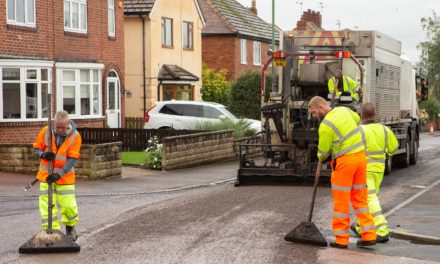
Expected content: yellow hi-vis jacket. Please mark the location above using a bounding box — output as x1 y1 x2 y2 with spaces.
317 106 365 161
360 122 399 173
328 76 359 100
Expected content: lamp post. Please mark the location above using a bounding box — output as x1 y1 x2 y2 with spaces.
271 0 275 95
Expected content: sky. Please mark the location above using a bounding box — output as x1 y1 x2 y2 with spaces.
236 0 440 63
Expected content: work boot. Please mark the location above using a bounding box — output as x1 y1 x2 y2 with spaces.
376 234 390 243
350 224 361 237
66 225 78 241
329 242 348 249
356 239 376 248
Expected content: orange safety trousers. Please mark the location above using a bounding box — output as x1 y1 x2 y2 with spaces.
331 151 376 245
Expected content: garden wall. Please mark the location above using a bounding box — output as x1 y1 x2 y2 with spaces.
0 142 122 180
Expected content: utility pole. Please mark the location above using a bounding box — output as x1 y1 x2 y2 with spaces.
272 0 275 94
336 19 341 30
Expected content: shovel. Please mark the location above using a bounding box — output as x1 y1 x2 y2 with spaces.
284 160 328 247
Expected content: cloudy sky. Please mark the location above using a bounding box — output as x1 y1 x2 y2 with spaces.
237 0 440 63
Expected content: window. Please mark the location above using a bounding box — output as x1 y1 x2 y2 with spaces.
241 39 247 64
7 0 36 27
163 84 193 101
64 0 87 33
108 0 115 37
1 66 51 120
161 17 173 48
183 21 193 50
57 65 102 118
253 41 261 65
203 106 223 119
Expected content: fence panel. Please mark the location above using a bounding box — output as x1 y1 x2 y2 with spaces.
77 128 201 151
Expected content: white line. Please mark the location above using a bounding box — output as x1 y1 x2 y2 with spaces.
384 178 440 218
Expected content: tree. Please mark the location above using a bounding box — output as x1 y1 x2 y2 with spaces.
201 64 231 105
418 11 440 98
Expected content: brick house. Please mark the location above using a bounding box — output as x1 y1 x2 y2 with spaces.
197 0 280 80
124 0 205 119
0 0 125 144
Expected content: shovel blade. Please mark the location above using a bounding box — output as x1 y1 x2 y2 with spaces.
284 221 328 247
19 230 80 254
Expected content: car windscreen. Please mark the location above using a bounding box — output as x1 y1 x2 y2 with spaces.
220 107 238 120
159 104 203 117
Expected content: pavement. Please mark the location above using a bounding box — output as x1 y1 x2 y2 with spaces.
1 132 440 248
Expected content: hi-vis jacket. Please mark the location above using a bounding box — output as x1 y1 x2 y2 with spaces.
361 122 399 173
328 76 359 100
317 107 365 161
33 124 82 185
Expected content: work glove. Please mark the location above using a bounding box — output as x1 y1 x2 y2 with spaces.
41 152 56 161
46 173 61 184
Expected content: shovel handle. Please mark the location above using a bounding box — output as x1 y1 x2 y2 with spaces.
24 179 39 191
308 160 322 222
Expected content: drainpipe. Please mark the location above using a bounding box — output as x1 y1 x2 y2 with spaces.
157 80 162 101
140 15 147 116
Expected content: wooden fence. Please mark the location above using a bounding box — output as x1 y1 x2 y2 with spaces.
125 117 144 129
77 128 201 151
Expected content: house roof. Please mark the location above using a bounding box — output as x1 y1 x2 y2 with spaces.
124 0 156 15
197 0 279 42
158 65 199 82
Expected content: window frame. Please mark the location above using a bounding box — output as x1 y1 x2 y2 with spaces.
240 39 247 64
64 0 88 34
161 17 173 48
0 61 53 122
108 0 115 37
56 63 104 119
6 0 36 27
182 21 194 50
253 41 261 65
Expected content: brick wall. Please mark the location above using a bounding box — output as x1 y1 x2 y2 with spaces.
202 35 271 81
296 9 322 30
0 142 122 179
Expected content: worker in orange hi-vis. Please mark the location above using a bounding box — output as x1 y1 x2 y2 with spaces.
308 96 376 249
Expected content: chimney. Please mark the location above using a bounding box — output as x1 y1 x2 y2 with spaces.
249 0 257 15
296 9 322 30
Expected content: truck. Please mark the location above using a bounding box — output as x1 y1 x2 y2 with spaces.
236 30 420 185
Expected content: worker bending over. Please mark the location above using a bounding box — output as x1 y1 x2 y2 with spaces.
328 69 359 101
308 96 376 248
351 103 398 243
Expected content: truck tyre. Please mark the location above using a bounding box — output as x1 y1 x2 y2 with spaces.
400 141 410 168
384 155 392 175
409 134 418 165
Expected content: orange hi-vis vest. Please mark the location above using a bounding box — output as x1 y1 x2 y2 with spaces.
33 125 82 185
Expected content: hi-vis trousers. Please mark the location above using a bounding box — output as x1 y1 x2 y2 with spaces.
331 151 376 245
39 183 79 230
355 171 389 237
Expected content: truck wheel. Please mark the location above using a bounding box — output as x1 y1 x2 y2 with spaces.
409 134 418 165
400 141 410 168
384 155 392 175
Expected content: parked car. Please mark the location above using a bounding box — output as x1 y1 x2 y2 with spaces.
144 101 261 132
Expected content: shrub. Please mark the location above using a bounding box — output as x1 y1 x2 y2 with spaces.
191 119 257 139
202 64 231 106
144 136 163 170
419 96 440 122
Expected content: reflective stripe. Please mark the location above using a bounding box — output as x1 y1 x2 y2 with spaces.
67 131 79 150
334 229 350 236
332 141 364 159
57 190 76 195
389 145 398 155
39 164 73 173
360 225 376 231
56 155 67 161
353 184 367 189
376 223 387 229
365 150 384 156
368 189 376 194
332 184 351 192
318 149 330 157
321 119 344 140
372 210 383 217
335 127 360 145
367 158 385 164
66 214 78 221
42 216 59 223
384 126 388 153
333 212 350 218
354 207 369 214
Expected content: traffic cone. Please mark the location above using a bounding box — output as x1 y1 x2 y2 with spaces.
429 125 434 135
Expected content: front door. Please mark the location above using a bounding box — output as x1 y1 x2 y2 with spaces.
106 75 120 128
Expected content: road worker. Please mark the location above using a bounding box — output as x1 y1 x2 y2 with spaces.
328 69 359 101
308 96 376 248
351 103 398 243
33 110 82 241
